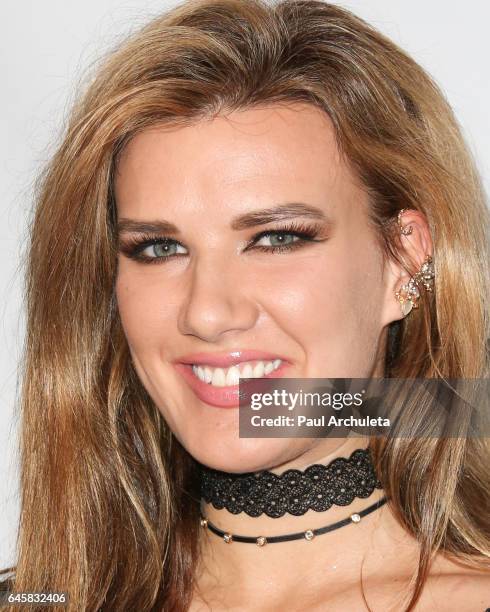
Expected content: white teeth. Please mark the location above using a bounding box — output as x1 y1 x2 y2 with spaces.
225 366 240 386
191 359 282 387
264 362 274 375
241 363 253 378
211 368 226 387
252 361 265 378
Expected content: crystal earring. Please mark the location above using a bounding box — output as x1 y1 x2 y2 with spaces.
395 255 435 316
397 208 414 236
395 209 435 316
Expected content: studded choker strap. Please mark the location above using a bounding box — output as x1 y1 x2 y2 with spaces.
200 495 388 546
200 447 383 518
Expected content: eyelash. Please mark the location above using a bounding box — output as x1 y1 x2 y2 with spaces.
119 221 326 265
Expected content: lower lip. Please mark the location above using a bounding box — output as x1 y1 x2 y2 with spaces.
173 362 290 408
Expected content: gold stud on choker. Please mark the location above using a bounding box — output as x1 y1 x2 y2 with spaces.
199 449 387 546
199 496 388 546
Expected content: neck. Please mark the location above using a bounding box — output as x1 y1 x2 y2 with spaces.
195 438 391 604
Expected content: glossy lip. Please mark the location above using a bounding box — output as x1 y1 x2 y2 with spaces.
173 352 291 408
176 349 290 368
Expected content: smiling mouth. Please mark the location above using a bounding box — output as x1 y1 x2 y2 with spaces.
191 358 283 387
174 357 287 409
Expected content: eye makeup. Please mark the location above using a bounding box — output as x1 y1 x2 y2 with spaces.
118 220 329 265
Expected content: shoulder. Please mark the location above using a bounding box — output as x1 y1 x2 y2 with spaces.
362 563 490 612
416 557 490 611
376 504 490 610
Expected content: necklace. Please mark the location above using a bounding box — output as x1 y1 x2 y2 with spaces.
200 447 382 518
200 495 388 546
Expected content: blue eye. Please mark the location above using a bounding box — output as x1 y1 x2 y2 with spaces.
119 221 326 264
140 241 187 259
252 232 301 249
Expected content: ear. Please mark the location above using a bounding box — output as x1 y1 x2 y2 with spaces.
380 209 434 327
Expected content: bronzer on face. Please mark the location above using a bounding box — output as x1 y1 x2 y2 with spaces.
114 103 395 473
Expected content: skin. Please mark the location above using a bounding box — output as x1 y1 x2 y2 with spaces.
114 104 489 610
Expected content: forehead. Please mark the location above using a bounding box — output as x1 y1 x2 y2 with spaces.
114 103 361 217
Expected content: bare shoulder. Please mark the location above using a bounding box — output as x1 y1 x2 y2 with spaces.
364 561 490 612
414 555 490 611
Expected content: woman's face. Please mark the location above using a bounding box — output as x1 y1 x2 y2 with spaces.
114 103 400 472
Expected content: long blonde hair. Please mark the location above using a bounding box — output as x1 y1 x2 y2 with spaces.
3 1 489 610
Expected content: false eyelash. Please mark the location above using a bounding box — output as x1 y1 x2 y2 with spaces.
245 221 325 253
118 233 184 264
118 220 327 264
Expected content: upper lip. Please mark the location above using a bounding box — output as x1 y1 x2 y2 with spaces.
175 350 289 368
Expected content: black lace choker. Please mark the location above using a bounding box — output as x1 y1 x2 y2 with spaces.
200 447 383 518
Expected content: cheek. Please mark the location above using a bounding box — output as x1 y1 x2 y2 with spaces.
115 265 177 351
259 253 376 331
257 247 384 373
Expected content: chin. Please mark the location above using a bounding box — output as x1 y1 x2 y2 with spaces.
182 435 304 474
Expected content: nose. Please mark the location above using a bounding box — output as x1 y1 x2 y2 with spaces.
177 257 260 342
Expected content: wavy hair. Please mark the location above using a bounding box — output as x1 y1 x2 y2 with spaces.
2 0 489 610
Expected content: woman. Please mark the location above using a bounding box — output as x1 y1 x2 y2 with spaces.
1 0 489 610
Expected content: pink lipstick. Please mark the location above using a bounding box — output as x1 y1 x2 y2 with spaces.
173 350 290 408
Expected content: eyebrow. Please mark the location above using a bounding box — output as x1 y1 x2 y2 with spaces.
117 202 330 236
